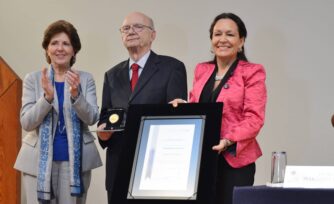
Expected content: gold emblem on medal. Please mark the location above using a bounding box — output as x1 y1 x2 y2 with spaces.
109 114 119 124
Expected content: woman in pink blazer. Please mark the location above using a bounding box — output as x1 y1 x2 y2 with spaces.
172 13 266 204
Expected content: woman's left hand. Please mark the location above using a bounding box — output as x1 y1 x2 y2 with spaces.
66 69 80 98
212 139 233 154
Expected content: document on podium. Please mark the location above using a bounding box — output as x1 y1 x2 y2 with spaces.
128 116 205 200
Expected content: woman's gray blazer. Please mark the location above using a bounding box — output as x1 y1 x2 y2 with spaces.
14 70 102 176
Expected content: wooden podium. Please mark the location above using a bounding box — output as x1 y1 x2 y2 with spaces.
0 57 22 204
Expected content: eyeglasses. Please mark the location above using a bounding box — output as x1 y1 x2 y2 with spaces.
119 24 153 34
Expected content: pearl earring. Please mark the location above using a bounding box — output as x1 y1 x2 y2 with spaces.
238 47 242 52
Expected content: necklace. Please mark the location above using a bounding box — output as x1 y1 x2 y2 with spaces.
54 67 70 75
57 120 66 134
54 72 67 75
215 60 235 81
54 70 68 75
215 74 225 81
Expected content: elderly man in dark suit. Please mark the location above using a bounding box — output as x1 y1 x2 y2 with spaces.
97 11 187 203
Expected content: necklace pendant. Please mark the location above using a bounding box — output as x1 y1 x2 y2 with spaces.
57 121 66 134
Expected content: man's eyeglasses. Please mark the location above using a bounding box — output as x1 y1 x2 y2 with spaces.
120 24 153 34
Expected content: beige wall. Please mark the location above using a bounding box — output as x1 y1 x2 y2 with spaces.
1 0 334 203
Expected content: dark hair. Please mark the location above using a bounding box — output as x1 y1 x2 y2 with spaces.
209 13 248 62
42 20 81 66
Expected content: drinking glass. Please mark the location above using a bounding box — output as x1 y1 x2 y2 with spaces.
271 151 287 183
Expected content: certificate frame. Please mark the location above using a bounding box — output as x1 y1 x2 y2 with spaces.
112 103 223 204
128 115 205 200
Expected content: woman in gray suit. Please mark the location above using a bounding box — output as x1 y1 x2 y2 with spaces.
14 20 102 204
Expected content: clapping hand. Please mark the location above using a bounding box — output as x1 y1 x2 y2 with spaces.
66 69 80 98
41 67 54 103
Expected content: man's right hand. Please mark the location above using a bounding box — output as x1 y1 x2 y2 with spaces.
97 123 113 141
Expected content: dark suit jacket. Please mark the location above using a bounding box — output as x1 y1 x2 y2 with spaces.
98 51 187 192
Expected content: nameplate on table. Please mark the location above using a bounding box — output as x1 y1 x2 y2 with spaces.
283 165 334 188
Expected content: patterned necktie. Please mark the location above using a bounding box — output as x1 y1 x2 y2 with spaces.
131 63 139 91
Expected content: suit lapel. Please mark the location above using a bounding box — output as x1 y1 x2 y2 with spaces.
193 64 215 102
118 61 132 99
129 52 159 102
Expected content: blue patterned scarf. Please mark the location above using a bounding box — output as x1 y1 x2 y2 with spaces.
37 66 82 201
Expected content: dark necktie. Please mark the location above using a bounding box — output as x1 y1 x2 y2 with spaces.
131 63 139 91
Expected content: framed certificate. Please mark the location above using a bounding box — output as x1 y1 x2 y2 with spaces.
112 103 223 204
128 115 205 200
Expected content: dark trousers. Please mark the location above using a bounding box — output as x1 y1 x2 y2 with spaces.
108 190 121 204
107 191 112 204
108 190 125 204
215 155 255 204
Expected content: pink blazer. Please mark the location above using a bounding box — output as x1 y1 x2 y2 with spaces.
189 60 267 168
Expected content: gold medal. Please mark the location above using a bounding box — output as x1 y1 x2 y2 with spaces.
109 114 119 124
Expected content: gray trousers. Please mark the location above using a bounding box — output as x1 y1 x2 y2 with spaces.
23 161 91 204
